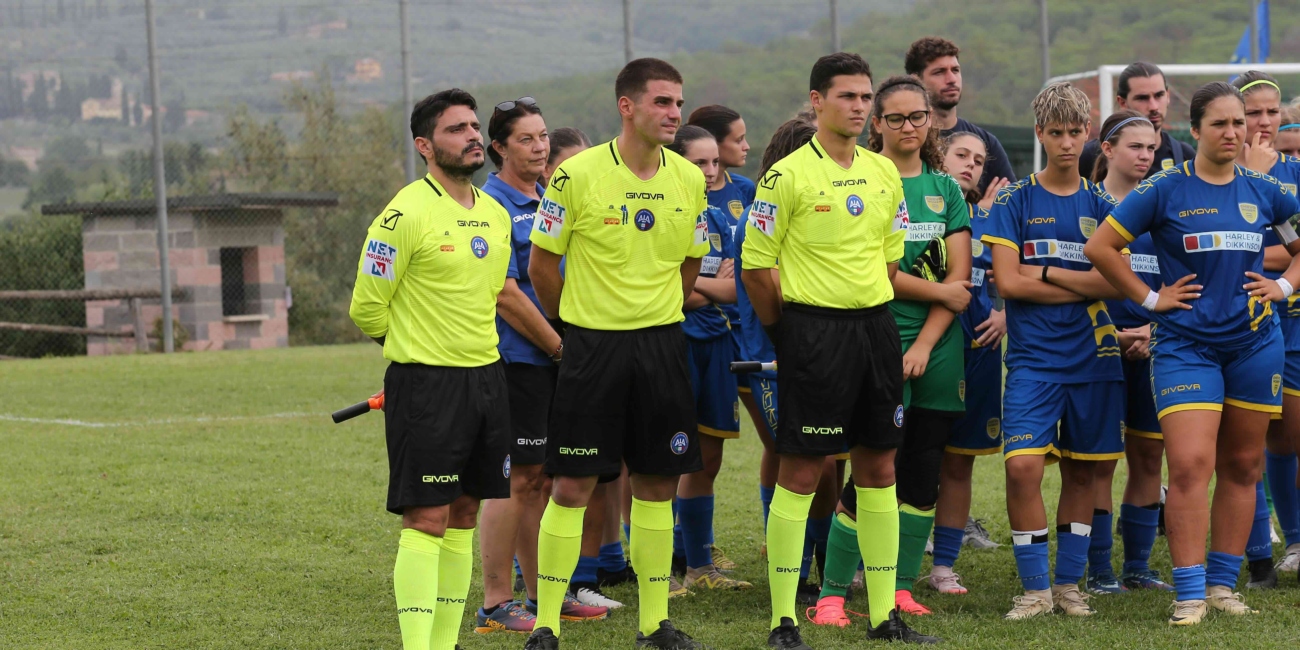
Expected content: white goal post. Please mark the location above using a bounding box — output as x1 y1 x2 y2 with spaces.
1031 62 1300 170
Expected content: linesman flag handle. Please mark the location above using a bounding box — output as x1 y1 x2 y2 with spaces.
729 361 777 374
332 391 384 423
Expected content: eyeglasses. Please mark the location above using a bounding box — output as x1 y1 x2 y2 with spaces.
882 110 931 130
495 96 537 113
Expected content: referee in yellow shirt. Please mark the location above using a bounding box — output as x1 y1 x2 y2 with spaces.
522 58 711 650
741 53 938 647
349 88 513 650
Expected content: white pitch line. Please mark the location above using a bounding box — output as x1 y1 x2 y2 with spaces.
0 412 314 429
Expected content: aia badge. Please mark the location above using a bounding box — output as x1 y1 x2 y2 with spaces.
635 209 656 231
846 194 865 216
670 432 690 455
503 454 512 478
893 405 904 428
471 236 489 259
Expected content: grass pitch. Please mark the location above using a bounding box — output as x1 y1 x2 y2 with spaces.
2 344 1299 649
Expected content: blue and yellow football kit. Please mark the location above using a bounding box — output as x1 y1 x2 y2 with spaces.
683 205 740 438
707 172 754 395
1260 155 1300 397
949 204 1003 455
982 175 1125 460
733 205 778 439
1107 161 1300 419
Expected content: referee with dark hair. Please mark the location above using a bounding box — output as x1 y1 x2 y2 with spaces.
349 88 513 650
742 53 938 647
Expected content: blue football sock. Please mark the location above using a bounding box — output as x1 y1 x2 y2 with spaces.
1088 510 1114 578
1266 451 1300 547
932 525 963 568
1120 503 1159 574
808 515 832 566
1012 528 1051 592
1172 564 1206 602
514 555 522 580
1055 523 1091 585
760 484 775 531
1246 481 1272 563
572 554 599 585
1206 550 1243 589
622 522 631 544
599 541 627 573
677 495 715 569
800 520 815 580
672 498 684 562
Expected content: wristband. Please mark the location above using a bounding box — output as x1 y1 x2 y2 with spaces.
1141 290 1159 311
549 342 564 363
1041 265 1050 283
1279 278 1295 299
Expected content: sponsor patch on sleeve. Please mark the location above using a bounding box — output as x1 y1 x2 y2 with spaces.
694 211 709 246
750 200 778 237
364 238 397 280
535 198 566 238
892 200 910 233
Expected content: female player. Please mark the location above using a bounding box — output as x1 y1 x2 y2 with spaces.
666 125 752 593
926 131 1006 597
808 75 972 623
1087 81 1300 626
1084 111 1173 594
1276 105 1300 158
687 104 755 220
1233 72 1300 588
542 127 591 187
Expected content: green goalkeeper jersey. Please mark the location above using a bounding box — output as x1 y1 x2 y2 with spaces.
888 164 971 341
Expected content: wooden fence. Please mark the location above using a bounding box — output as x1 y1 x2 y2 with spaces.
0 288 184 354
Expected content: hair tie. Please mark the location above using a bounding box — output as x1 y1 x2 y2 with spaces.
1280 124 1300 132
1238 79 1281 94
1102 116 1153 143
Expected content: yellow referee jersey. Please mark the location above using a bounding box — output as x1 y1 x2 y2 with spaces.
742 139 908 309
349 174 512 367
530 139 710 330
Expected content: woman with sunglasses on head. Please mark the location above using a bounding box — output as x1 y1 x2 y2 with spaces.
475 98 610 636
806 76 972 625
1087 81 1300 626
1231 72 1300 589
1083 111 1173 595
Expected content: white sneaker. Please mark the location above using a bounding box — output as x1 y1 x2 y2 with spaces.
1206 585 1257 615
572 584 623 609
1052 583 1095 616
924 536 934 555
1272 521 1282 545
1004 590 1053 620
926 565 968 595
1277 543 1300 573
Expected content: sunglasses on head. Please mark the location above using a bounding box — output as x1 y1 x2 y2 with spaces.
495 96 537 113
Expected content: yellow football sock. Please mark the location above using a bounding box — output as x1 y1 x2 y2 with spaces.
631 498 674 636
394 528 443 650
857 484 900 627
767 485 813 629
430 528 473 650
535 499 585 637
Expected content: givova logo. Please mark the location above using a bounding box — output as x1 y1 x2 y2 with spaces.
422 474 459 483
559 447 597 456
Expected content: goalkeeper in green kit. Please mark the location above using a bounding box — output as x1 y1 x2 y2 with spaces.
807 75 971 629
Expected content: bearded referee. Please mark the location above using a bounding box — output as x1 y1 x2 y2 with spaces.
349 89 513 650
742 52 938 648
523 57 711 650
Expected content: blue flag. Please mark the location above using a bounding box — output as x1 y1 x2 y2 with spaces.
1230 0 1270 64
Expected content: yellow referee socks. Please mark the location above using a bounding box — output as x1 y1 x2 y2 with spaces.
631 497 675 636
430 528 473 650
394 528 443 650
536 498 586 636
857 484 900 627
767 485 813 629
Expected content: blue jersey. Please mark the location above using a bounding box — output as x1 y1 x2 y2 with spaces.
482 173 552 365
733 205 776 376
982 175 1123 383
1099 182 1163 330
1261 155 1300 286
960 204 995 343
707 171 756 228
682 205 735 342
1108 161 1300 349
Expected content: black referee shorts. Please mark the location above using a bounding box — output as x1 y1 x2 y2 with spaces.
776 302 905 456
545 324 702 480
506 362 557 466
383 361 511 514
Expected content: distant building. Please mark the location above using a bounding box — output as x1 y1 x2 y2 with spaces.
346 58 383 84
271 70 315 83
81 78 123 121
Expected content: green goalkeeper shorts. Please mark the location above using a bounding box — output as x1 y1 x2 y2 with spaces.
901 323 966 414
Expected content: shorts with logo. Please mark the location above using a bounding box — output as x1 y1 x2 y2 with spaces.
383 361 512 514
688 334 740 438
1122 356 1161 440
545 324 702 479
747 373 779 440
1150 323 1284 419
732 329 750 394
1001 369 1124 461
777 303 905 455
506 362 557 465
903 325 966 413
947 342 1003 455
1283 315 1300 394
